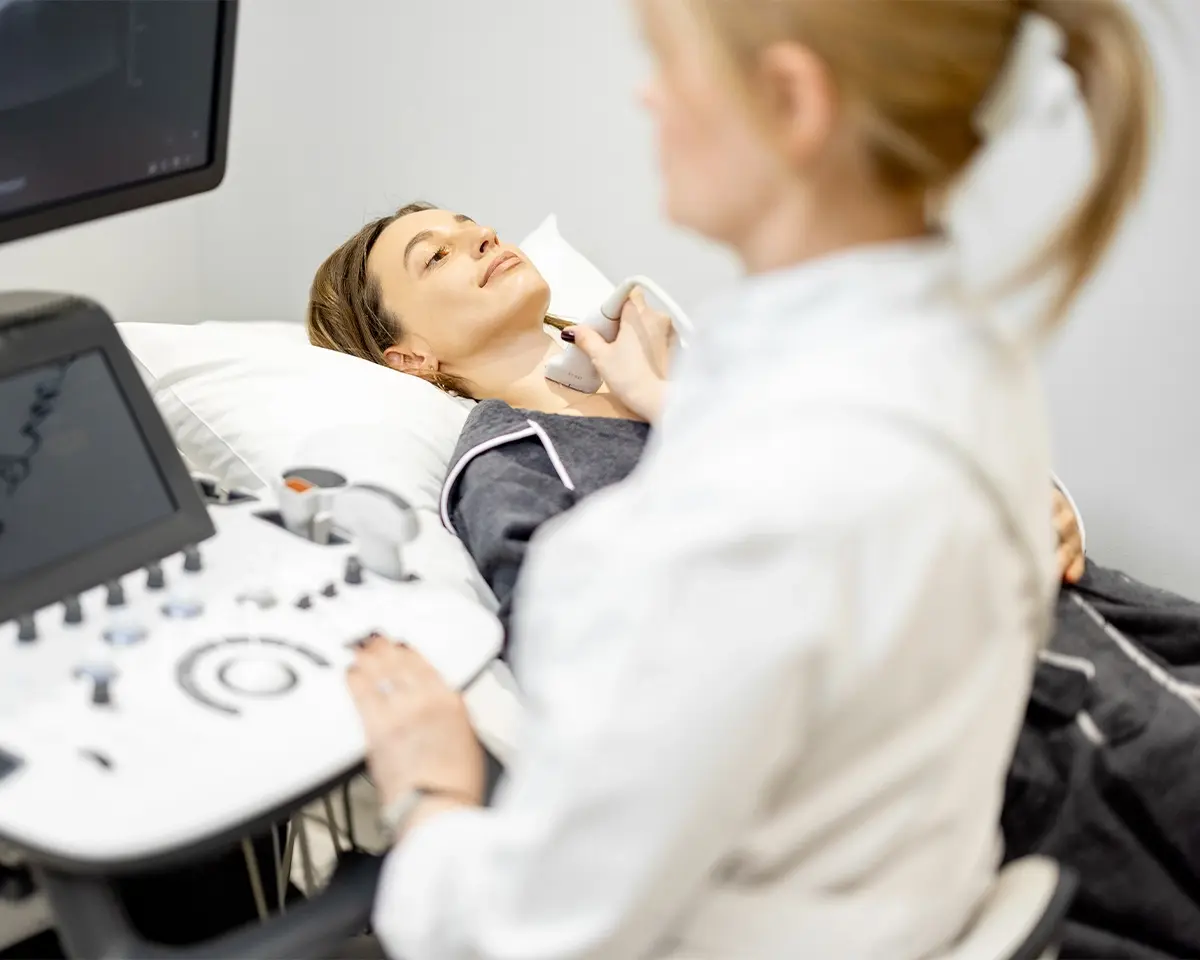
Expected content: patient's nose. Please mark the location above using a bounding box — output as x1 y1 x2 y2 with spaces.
474 226 499 257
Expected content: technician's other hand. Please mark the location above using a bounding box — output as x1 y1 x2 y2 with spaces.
566 287 674 422
1053 486 1086 584
347 636 485 811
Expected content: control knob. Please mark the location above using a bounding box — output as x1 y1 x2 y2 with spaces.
332 485 419 581
74 663 118 707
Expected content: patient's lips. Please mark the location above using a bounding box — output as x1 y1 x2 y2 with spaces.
482 251 523 286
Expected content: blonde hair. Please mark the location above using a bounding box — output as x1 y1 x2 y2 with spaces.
692 0 1156 324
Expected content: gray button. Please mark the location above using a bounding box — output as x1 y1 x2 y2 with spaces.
16 615 35 643
105 581 125 608
63 596 83 625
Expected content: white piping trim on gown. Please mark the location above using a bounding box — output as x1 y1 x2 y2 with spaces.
439 421 576 535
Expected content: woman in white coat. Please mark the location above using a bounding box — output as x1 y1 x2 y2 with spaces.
347 1 1154 957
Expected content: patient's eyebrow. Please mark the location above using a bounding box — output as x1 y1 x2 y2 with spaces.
403 231 435 270
402 215 476 271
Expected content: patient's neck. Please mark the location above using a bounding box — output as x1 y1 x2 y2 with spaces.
452 327 643 421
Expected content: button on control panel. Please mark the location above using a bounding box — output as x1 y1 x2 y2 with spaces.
0 748 21 783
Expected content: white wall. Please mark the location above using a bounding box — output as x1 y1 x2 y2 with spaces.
0 201 201 324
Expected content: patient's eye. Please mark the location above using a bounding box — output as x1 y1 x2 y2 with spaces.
425 245 451 271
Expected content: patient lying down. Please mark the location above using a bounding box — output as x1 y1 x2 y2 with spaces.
309 203 665 633
309 202 1080 639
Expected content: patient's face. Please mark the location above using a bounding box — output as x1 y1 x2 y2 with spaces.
367 208 550 370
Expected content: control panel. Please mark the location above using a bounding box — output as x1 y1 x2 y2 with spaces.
0 492 501 868
0 292 504 873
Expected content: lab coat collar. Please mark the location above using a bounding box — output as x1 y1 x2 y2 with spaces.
694 236 959 357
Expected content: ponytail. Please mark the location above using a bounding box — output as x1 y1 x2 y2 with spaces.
1020 0 1156 323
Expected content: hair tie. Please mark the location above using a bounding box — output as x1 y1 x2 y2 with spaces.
935 12 1096 340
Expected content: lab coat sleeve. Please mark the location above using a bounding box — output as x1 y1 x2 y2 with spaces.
1051 472 1086 554
372 499 831 959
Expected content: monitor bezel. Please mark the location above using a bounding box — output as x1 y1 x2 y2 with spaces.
0 0 239 246
0 295 215 624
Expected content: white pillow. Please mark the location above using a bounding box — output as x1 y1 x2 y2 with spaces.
117 215 612 601
119 322 464 494
118 321 486 597
519 214 614 324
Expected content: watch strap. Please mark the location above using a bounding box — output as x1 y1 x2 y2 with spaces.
378 788 427 843
377 786 476 844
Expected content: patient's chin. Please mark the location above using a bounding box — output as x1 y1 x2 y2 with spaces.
517 260 551 299
496 268 551 325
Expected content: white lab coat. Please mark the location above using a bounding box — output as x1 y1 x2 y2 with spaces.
374 238 1059 960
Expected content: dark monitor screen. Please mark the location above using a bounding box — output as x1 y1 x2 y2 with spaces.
0 350 177 582
0 0 236 243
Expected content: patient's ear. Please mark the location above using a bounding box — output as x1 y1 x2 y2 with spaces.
382 340 438 377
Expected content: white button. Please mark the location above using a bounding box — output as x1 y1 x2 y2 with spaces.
162 598 204 620
236 590 278 611
74 662 117 683
102 623 147 647
218 657 297 696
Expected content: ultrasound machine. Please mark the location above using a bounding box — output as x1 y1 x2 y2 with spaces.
0 2 504 956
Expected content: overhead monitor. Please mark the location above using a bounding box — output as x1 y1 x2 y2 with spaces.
0 0 237 244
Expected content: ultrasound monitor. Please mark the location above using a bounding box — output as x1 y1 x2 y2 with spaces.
0 350 176 584
0 292 214 625
0 0 237 244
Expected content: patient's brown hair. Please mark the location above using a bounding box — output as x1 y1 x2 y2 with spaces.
307 201 474 397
